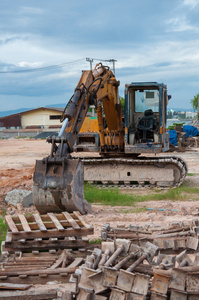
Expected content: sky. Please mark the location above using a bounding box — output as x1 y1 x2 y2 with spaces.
0 0 199 111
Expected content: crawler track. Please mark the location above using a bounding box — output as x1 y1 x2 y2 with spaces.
77 156 187 188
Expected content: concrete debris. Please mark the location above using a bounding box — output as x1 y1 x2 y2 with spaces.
5 189 32 207
22 191 33 207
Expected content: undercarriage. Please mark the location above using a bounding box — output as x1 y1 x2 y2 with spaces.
80 156 187 188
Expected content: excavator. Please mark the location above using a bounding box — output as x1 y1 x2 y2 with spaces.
33 63 187 214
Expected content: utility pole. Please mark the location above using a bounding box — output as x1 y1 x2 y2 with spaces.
86 58 93 71
105 59 117 75
86 58 117 74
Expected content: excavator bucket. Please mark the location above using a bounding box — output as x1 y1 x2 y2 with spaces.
33 158 92 215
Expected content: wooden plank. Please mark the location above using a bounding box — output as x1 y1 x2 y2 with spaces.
21 252 58 258
62 212 80 230
0 274 71 285
15 257 57 262
67 257 84 268
47 213 64 231
33 214 47 232
73 211 93 229
50 250 71 269
0 288 57 299
0 266 77 276
10 228 93 241
2 264 50 269
14 220 83 231
5 216 19 234
3 262 53 266
0 283 32 290
1 267 47 272
18 215 31 233
50 256 65 270
11 213 78 223
5 239 88 251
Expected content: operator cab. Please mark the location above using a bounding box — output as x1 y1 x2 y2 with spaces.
125 82 169 154
137 108 157 143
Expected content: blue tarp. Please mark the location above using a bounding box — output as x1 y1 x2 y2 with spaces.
168 130 178 146
168 125 199 146
183 125 199 137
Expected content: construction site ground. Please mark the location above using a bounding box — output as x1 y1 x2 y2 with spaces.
0 138 199 240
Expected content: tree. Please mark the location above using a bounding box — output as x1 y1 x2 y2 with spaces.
120 97 125 115
190 93 199 111
167 110 173 119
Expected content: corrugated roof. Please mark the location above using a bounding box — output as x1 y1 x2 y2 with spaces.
0 114 21 127
0 107 65 127
21 107 65 115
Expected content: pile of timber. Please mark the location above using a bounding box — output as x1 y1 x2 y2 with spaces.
101 220 199 254
0 249 81 299
0 249 83 285
1 239 199 299
4 211 93 252
2 214 199 298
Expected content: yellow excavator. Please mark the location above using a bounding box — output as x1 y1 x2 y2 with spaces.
33 63 187 214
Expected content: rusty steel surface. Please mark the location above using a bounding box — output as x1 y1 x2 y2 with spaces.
126 293 145 300
150 292 167 299
170 289 187 300
33 158 91 215
186 237 199 250
151 271 170 295
88 271 108 294
116 269 135 292
169 268 186 291
186 273 199 293
102 267 118 288
109 288 126 300
78 267 97 292
131 273 150 295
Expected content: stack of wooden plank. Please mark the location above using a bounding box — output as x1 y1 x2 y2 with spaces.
4 211 93 252
0 250 83 286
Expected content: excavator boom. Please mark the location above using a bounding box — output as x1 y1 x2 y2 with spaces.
33 63 121 214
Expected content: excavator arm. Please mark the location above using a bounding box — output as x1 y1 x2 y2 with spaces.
33 63 123 214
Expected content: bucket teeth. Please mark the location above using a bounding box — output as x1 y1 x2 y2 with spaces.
33 158 92 215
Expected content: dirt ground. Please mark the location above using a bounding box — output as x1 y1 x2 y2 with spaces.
0 138 199 239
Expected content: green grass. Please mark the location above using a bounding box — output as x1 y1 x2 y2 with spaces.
188 173 199 176
121 207 148 213
0 209 7 217
25 212 33 218
0 218 7 252
84 182 199 206
89 238 102 245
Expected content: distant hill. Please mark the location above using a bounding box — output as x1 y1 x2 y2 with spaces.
45 103 66 108
0 104 194 118
0 104 66 117
0 108 33 118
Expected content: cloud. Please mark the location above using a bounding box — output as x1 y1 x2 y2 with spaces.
20 6 44 15
165 16 196 32
0 0 199 110
183 0 199 9
17 61 43 68
0 36 28 46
